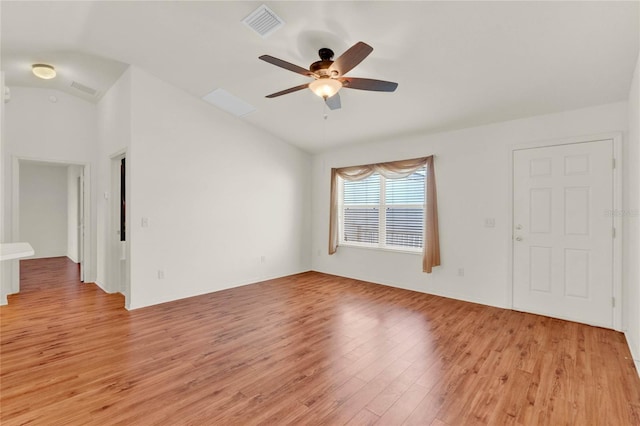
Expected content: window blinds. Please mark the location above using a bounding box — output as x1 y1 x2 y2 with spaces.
341 167 425 250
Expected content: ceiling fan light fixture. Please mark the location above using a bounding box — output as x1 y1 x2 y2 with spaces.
309 78 342 99
32 64 56 79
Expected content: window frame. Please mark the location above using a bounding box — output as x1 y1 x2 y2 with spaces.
337 168 425 254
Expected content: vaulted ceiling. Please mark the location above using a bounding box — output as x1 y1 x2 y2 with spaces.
2 1 638 153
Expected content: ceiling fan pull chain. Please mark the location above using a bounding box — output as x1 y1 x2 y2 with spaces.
322 101 331 147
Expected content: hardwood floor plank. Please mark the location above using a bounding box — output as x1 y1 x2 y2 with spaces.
365 357 434 417
376 381 431 425
317 358 413 425
486 368 533 424
345 408 379 426
291 376 368 425
1 257 639 425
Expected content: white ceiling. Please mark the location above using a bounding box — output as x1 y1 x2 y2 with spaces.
2 1 638 153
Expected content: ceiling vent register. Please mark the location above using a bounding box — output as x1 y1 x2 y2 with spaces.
242 4 284 38
70 81 98 97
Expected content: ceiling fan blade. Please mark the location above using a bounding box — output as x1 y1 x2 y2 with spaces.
259 55 313 77
340 77 398 92
265 83 310 98
329 42 373 76
325 93 341 110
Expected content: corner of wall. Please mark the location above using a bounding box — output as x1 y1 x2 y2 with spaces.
95 66 133 295
623 51 640 370
0 71 14 304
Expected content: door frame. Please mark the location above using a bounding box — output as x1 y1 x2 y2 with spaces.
11 156 92 290
108 149 129 305
506 132 622 330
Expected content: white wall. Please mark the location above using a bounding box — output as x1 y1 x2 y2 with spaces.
2 87 97 300
96 68 131 292
624 53 640 371
1 72 10 304
5 67 312 310
19 163 68 258
67 165 82 262
124 67 311 309
311 102 628 309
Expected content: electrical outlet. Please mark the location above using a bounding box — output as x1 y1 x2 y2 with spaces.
260 255 266 264
457 268 465 277
484 218 495 228
157 270 165 279
141 217 149 228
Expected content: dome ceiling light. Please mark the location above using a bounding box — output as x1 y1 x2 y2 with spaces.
32 64 56 79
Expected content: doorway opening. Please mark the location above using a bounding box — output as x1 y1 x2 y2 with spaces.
11 157 91 295
109 151 129 305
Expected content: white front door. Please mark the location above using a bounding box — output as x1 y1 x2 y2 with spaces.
512 140 614 328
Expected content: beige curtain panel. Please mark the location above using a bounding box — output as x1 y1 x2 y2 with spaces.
328 155 441 273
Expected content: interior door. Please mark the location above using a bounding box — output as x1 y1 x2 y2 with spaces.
512 140 614 328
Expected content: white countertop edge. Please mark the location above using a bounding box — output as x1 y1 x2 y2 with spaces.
1 242 35 261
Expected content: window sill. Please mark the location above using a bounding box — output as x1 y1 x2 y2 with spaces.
338 243 423 256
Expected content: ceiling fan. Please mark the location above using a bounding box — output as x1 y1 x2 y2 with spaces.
259 41 398 110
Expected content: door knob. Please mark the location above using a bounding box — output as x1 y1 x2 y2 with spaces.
515 224 523 230
515 236 523 241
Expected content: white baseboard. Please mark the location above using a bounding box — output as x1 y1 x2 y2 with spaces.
125 268 313 311
624 331 640 378
93 280 111 294
310 268 506 310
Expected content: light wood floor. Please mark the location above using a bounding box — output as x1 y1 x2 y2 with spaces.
1 257 639 425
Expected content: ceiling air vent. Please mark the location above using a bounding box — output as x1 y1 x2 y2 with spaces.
70 81 98 97
202 88 255 117
242 4 284 38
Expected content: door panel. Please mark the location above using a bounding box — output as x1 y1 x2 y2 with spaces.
513 140 613 327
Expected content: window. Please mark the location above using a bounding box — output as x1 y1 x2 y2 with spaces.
329 156 439 272
339 166 425 251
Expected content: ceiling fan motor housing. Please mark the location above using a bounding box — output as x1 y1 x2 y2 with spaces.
310 48 338 77
318 48 334 60
310 60 334 76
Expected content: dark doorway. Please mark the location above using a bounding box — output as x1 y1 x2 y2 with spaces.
120 158 125 241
